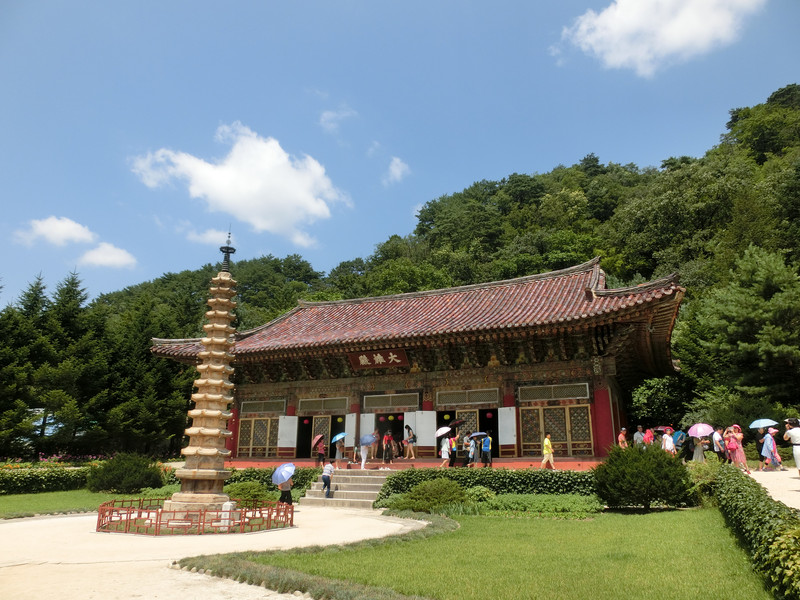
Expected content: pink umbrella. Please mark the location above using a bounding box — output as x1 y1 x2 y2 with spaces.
688 423 713 438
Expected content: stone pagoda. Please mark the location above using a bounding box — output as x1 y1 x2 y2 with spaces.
163 238 237 513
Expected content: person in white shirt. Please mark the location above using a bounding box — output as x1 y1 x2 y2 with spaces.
321 458 335 498
633 425 645 445
783 418 800 477
661 427 675 455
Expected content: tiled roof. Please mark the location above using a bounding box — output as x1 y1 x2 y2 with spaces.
152 258 683 361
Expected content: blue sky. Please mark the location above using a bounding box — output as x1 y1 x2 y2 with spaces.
1 0 798 303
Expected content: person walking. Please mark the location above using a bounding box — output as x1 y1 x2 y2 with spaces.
761 427 780 470
540 432 556 470
440 433 450 468
712 426 727 462
467 435 477 467
756 427 767 471
725 424 750 474
692 437 706 462
312 436 325 467
461 431 472 467
382 430 394 465
617 427 628 448
643 428 655 446
321 457 335 498
278 477 293 505
404 424 417 460
481 432 493 467
334 439 345 469
672 428 686 455
446 433 458 467
633 425 645 445
370 429 379 460
661 427 675 455
360 438 370 470
783 418 800 477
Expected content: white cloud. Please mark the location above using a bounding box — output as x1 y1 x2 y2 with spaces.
14 216 97 246
382 157 411 186
186 228 233 245
78 242 137 268
131 122 349 248
319 105 358 133
561 0 766 77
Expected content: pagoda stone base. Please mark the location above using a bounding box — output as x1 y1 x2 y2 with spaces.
163 492 232 513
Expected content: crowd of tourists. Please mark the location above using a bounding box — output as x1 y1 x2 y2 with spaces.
617 418 800 475
438 430 494 468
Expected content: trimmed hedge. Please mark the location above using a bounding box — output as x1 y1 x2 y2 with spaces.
0 465 322 496
715 465 800 600
374 467 595 504
0 466 89 494
484 493 603 518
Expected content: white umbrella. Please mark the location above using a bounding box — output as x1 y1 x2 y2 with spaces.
435 426 452 437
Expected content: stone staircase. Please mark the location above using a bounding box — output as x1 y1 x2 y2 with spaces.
299 469 390 509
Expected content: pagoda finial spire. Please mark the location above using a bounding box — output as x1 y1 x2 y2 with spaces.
219 229 235 272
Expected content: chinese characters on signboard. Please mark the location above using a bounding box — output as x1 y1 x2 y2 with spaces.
347 348 410 370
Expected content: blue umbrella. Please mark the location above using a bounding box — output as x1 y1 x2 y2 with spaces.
469 431 487 439
360 434 376 445
271 463 295 485
331 432 347 443
749 418 778 429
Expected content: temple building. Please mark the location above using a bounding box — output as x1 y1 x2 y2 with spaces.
152 258 684 460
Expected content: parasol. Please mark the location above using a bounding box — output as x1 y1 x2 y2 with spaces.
331 432 347 443
749 418 778 429
271 463 295 485
687 423 713 438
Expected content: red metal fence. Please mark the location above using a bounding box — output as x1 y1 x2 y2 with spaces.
96 497 294 535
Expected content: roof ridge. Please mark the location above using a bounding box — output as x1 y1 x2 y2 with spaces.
594 272 682 296
295 257 602 308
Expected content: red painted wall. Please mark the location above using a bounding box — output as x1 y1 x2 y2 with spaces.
592 388 615 457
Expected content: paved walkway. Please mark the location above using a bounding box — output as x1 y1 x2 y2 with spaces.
0 506 427 600
748 468 800 510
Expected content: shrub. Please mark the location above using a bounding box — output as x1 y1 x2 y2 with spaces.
715 465 800 600
86 453 164 493
465 485 496 503
0 466 89 494
593 445 694 509
138 484 180 498
391 478 467 513
374 467 595 504
685 459 723 504
373 493 405 509
224 481 273 501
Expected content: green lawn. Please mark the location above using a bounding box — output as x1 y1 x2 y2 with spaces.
246 509 769 600
0 489 119 518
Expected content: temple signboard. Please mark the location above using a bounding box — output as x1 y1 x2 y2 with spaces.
347 348 409 370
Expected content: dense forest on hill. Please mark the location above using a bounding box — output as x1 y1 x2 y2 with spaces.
2 84 799 457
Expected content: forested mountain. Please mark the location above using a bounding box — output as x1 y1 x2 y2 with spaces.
2 84 799 457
